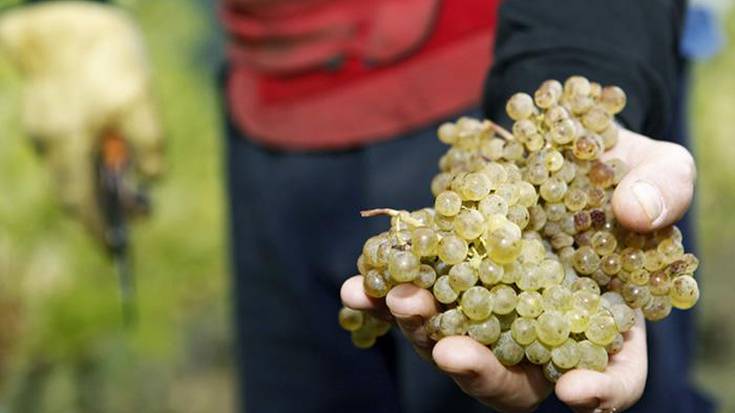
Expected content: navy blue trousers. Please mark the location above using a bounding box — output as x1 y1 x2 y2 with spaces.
225 103 712 412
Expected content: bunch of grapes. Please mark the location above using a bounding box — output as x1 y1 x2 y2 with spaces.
338 76 700 382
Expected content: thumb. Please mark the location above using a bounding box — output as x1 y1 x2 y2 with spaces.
116 95 165 180
606 130 696 233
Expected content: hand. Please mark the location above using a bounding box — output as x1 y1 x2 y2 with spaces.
0 2 163 239
340 127 695 412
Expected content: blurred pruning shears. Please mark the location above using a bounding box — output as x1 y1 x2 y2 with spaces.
96 131 150 327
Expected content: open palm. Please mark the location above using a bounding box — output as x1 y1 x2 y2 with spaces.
341 127 695 413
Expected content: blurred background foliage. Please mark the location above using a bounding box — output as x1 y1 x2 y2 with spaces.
0 0 733 412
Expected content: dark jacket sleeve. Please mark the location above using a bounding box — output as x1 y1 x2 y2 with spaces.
483 0 685 136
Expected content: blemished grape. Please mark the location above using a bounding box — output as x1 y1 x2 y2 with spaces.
492 331 525 366
341 76 701 382
526 341 553 365
551 339 580 369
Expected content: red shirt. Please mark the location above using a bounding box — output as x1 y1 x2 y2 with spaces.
221 0 498 150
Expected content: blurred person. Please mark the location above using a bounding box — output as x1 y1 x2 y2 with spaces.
0 1 714 413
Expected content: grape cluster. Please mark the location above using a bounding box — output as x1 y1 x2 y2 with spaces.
339 76 700 381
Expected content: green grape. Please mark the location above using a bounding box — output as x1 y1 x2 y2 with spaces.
478 194 509 216
670 275 699 310
621 248 645 272
582 105 611 133
496 182 521 205
658 238 685 263
438 235 468 265
600 85 626 114
544 105 570 127
534 79 562 108
513 119 537 141
543 361 567 383
610 303 636 332
573 246 601 275
622 283 651 308
536 310 571 346
338 307 364 332
461 286 494 320
550 118 577 145
492 331 525 366
486 214 522 240
648 270 671 295
426 313 443 341
431 173 453 196
517 263 542 291
434 213 454 231
351 328 376 349
487 232 522 264
546 203 567 221
503 140 525 161
525 133 545 152
461 172 492 201
364 270 390 298
600 123 619 149
481 162 508 188
643 295 672 321
510 317 537 345
569 93 594 114
585 313 617 346
643 249 666 272
551 233 575 250
497 312 518 331
573 290 601 313
357 254 370 275
411 227 438 257
564 75 591 97
440 308 468 336
587 187 607 208
526 162 549 186
520 239 546 264
526 340 553 365
601 253 622 275
544 150 565 172
542 285 573 312
590 269 611 287
576 340 608 372
559 214 578 236
435 191 462 216
491 285 518 315
517 291 544 318
591 231 618 256
362 235 389 267
448 262 478 292
628 269 650 285
563 187 588 211
507 205 530 229
478 259 504 285
567 307 590 334
572 134 601 160
540 177 568 203
528 205 548 231
552 339 580 369
516 182 538 210
388 250 420 282
553 158 577 183
454 208 485 240
501 261 522 284
413 264 437 289
433 275 459 304
606 333 624 355
468 316 501 345
363 314 392 336
539 259 565 288
600 291 625 309
506 92 535 120
572 277 601 295
438 122 459 144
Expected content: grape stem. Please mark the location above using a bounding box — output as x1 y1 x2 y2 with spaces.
360 208 423 227
485 119 514 141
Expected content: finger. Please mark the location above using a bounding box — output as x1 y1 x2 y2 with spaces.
117 95 165 179
340 275 391 320
556 311 647 413
44 133 105 240
385 284 439 354
605 129 696 232
433 336 551 412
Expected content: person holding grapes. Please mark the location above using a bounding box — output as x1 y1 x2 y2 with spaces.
0 0 713 412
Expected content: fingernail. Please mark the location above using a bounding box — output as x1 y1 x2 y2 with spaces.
632 181 664 225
